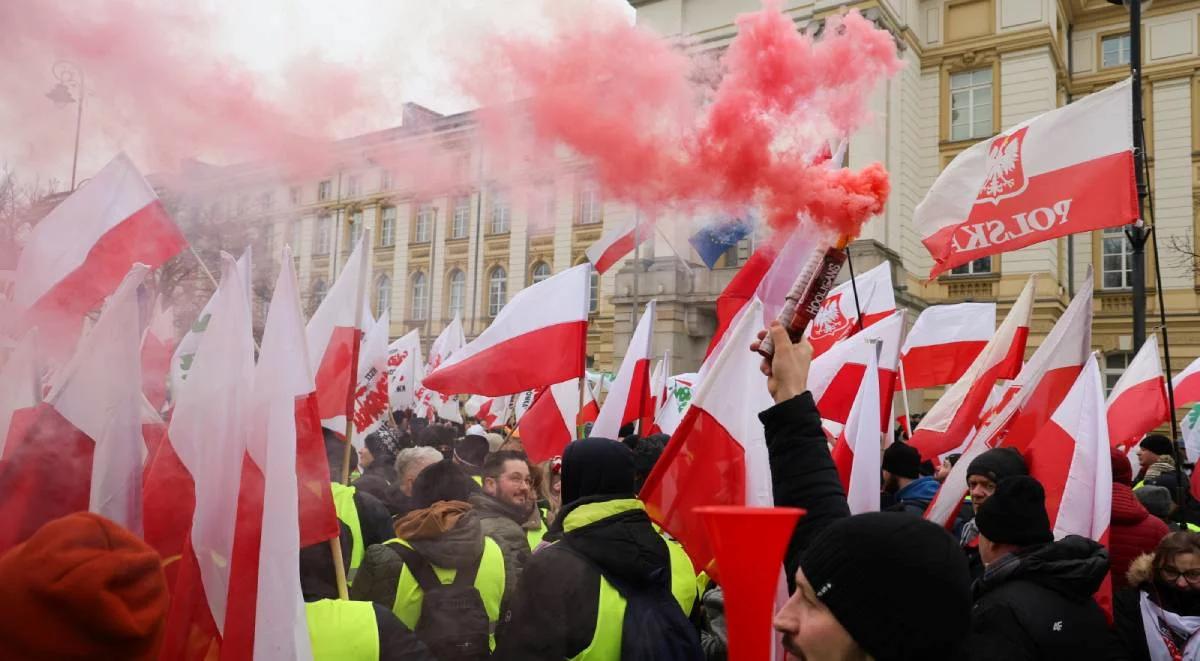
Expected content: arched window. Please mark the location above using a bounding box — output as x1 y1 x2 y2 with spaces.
488 267 507 317
531 262 551 284
447 269 466 319
311 279 327 307
375 275 391 317
411 272 428 321
589 270 599 313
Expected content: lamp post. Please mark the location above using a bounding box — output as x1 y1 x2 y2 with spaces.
45 61 85 191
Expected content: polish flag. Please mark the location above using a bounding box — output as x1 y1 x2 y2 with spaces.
653 373 699 436
996 270 1094 454
591 300 656 439
830 349 882 515
512 387 542 423
908 277 1034 461
641 299 775 578
806 262 896 358
806 311 903 432
0 330 39 458
306 236 370 433
11 154 186 334
585 220 651 275
170 250 252 399
0 265 148 553
899 302 996 390
223 249 336 660
386 330 423 413
705 229 822 358
1171 354 1200 409
916 79 1136 277
1105 335 1169 451
158 254 256 658
470 395 511 429
650 350 672 421
349 310 392 450
415 317 466 423
520 379 590 463
141 301 176 411
422 264 590 397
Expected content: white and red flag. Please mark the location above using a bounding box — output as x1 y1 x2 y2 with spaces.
467 395 511 429
916 79 1136 277
157 254 256 658
585 219 651 275
806 310 903 431
649 350 672 421
141 300 176 411
899 302 996 390
1105 335 1169 451
908 278 1033 461
591 300 656 439
422 264 590 397
171 249 252 398
830 349 882 515
0 330 39 458
641 299 775 577
1171 354 1200 409
386 330 423 413
350 310 392 449
306 236 370 433
806 262 896 358
0 265 148 553
11 154 186 343
653 373 699 436
415 317 466 423
519 380 588 463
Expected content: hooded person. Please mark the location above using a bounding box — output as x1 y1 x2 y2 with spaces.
969 476 1114 659
350 459 513 656
1110 445 1171 590
494 438 702 660
1113 531 1200 660
881 441 941 515
354 428 403 503
0 513 169 660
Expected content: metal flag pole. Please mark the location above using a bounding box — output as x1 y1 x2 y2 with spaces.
341 229 372 485
844 246 866 332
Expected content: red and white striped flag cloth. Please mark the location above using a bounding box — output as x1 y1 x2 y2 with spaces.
0 330 39 458
0 265 148 553
141 300 175 412
653 373 698 436
349 310 392 450
11 154 185 340
830 349 882 515
591 300 656 438
585 220 651 275
1171 354 1200 409
423 265 590 396
519 380 588 463
470 395 511 429
386 330 423 413
649 350 672 421
806 311 903 431
916 79 1136 278
806 262 896 358
1105 335 1169 451
158 254 256 658
641 298 775 577
306 236 370 433
416 317 466 423
899 302 996 390
908 277 1033 462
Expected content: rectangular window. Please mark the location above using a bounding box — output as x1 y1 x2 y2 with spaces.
237 195 250 217
347 176 360 197
380 207 396 247
1102 226 1133 289
380 169 393 191
451 195 470 239
949 68 993 141
317 180 332 202
291 218 303 251
349 210 364 247
290 186 302 205
949 256 992 276
1103 352 1131 396
1102 34 1131 69
490 188 510 234
314 215 331 255
577 181 602 225
260 191 274 212
530 183 556 234
414 204 434 243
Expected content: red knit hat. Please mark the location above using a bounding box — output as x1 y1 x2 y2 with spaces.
0 512 169 660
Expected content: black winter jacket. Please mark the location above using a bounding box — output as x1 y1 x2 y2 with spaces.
493 496 698 660
968 536 1115 660
760 392 851 581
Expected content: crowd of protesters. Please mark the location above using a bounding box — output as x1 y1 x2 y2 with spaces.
4 324 1200 660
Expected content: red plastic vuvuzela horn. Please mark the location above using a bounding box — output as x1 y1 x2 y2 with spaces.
696 506 805 661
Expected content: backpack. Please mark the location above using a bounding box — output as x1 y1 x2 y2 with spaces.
391 544 491 661
560 539 703 661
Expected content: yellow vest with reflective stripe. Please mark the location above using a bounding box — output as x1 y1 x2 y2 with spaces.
564 499 699 661
330 483 364 576
305 598 379 661
527 507 549 550
388 536 506 651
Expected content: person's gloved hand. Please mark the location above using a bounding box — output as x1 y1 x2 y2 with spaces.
750 322 813 405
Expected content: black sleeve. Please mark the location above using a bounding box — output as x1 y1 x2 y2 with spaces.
967 603 1037 661
493 548 593 661
355 491 397 547
349 543 404 610
760 392 851 581
1111 589 1151 661
373 604 436 661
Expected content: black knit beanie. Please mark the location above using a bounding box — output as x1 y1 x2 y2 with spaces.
882 442 921 480
799 512 972 660
1140 434 1174 457
965 447 1028 484
974 476 1054 547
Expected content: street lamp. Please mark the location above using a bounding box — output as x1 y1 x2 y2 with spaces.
45 61 85 191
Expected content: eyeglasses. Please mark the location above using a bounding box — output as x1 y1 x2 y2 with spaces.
1159 566 1200 583
502 473 534 487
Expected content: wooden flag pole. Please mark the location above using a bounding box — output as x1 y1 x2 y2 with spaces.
329 537 350 600
898 362 914 438
579 265 591 438
341 230 372 485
